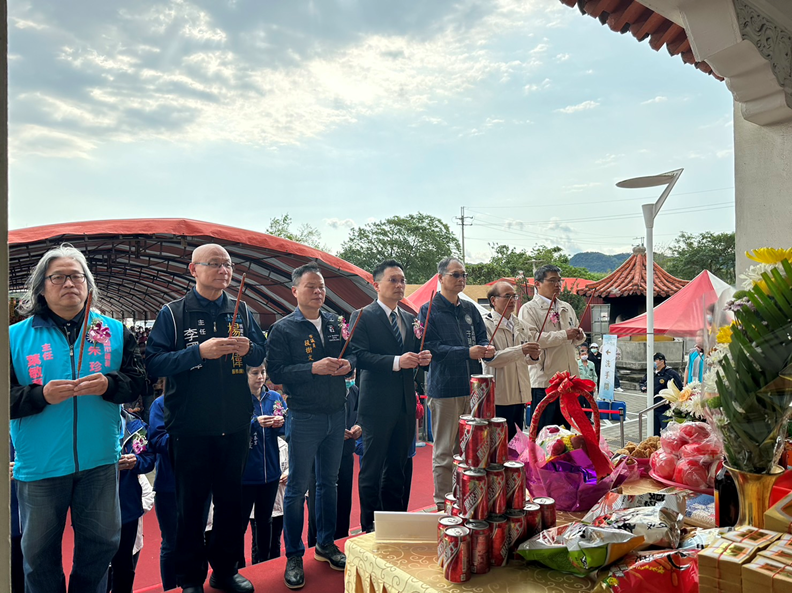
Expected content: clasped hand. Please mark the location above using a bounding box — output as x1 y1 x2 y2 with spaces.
43 373 109 405
469 345 496 360
258 415 285 428
312 357 352 376
199 337 251 360
399 350 432 369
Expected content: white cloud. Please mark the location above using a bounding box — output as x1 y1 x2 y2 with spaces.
504 219 524 231
554 100 599 114
524 78 551 94
325 218 356 229
530 43 549 55
641 96 667 105
555 53 570 62
594 153 623 167
563 182 601 192
716 148 733 159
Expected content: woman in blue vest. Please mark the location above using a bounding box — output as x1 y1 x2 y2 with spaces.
9 244 146 593
240 365 287 565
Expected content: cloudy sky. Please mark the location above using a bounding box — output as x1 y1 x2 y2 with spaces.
8 0 735 263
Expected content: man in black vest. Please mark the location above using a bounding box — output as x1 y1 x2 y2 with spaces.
350 260 431 533
146 244 267 593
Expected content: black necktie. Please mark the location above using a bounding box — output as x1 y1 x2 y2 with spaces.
390 311 404 350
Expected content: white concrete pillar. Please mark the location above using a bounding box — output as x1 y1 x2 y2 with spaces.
733 101 792 274
2 0 11 588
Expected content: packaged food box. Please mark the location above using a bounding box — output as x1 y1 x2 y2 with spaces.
722 526 781 548
700 538 760 579
764 491 792 535
742 557 792 590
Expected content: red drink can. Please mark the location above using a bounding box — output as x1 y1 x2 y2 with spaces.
488 417 508 464
437 516 464 566
466 520 491 574
451 503 461 517
470 374 496 419
487 514 509 567
460 469 488 521
534 497 557 529
503 461 526 510
444 493 456 516
523 502 542 538
460 419 489 469
486 464 507 515
458 415 474 438
505 509 527 549
452 455 469 499
443 526 471 583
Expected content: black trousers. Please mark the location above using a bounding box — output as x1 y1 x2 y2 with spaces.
531 388 569 433
239 481 279 566
307 438 355 547
170 429 249 587
401 456 413 510
358 411 414 532
269 515 284 559
495 404 525 442
107 520 140 593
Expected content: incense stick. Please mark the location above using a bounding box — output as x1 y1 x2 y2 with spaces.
338 310 362 360
576 291 597 330
228 273 247 338
486 294 514 348
536 295 557 342
76 292 93 377
419 290 435 352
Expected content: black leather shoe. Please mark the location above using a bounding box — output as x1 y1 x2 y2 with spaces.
284 556 305 589
208 573 254 593
182 587 204 593
314 542 346 571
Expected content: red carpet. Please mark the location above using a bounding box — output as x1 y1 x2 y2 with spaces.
60 444 435 591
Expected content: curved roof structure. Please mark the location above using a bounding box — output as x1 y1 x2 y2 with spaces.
8 218 381 327
576 245 688 298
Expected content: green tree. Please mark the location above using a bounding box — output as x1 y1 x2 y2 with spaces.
266 214 326 250
467 244 601 284
337 213 461 283
664 231 735 284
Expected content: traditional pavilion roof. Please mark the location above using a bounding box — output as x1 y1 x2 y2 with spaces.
576 245 688 298
558 0 724 80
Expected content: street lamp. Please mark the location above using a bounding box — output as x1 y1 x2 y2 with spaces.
616 168 683 436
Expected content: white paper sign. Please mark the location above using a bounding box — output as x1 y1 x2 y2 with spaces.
598 334 618 401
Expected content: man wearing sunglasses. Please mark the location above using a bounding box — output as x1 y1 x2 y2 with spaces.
419 257 494 510
146 244 267 593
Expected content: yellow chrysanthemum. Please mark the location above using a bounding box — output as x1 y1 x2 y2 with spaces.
746 248 792 265
716 324 733 344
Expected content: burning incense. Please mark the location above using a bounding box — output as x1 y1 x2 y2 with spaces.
419 290 436 352
338 310 362 360
228 273 247 338
76 292 93 377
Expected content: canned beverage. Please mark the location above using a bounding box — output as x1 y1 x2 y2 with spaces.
451 503 461 517
443 526 471 583
505 509 527 549
437 516 465 566
470 374 496 419
523 502 542 538
460 469 488 521
444 493 456 516
503 461 526 510
452 455 470 499
534 497 557 529
488 417 508 465
487 514 509 567
458 415 475 438
486 464 507 515
467 520 491 574
460 419 490 469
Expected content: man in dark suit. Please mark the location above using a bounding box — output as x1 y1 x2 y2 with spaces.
351 260 432 533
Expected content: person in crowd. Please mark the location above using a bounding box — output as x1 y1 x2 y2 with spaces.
685 329 706 385
269 437 289 560
106 409 156 593
482 281 540 441
640 352 684 435
10 243 146 593
577 343 598 394
419 257 494 511
145 243 267 593
518 265 585 431
589 342 602 378
308 373 362 544
266 263 355 589
240 365 286 567
350 260 431 532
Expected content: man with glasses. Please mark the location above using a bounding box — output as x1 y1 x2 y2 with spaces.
349 259 431 533
482 281 540 441
419 257 494 510
518 265 585 431
10 244 146 593
146 244 267 593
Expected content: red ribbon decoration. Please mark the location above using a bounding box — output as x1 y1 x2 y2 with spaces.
534 371 613 480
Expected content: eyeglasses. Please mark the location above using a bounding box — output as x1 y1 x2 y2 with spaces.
384 278 407 285
46 273 87 285
494 294 517 299
195 261 234 270
543 277 563 284
445 272 468 279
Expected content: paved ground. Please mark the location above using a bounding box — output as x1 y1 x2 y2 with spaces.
596 388 661 448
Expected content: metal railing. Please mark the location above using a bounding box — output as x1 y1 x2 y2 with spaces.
636 399 668 442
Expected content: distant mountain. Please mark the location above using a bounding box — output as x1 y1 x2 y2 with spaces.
570 251 631 274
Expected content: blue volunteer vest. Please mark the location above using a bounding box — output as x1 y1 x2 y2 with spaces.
10 312 125 481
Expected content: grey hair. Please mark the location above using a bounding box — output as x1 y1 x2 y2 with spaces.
535 264 562 283
17 243 99 317
437 257 464 276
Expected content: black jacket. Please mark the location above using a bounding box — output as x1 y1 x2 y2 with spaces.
350 302 418 422
145 289 267 436
640 365 683 395
265 308 356 414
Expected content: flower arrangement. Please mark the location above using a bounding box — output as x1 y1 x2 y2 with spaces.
130 427 147 454
272 400 286 417
702 248 792 474
412 318 424 339
550 310 560 325
339 316 350 340
87 320 111 345
659 381 706 422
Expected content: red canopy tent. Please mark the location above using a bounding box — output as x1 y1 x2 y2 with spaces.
8 218 389 328
486 276 595 293
608 270 732 337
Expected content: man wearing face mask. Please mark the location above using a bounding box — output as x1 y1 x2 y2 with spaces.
588 342 602 378
640 353 683 435
684 330 706 385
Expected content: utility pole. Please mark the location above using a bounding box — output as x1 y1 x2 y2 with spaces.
456 206 473 263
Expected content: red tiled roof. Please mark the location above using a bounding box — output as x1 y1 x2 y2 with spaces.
576 246 688 297
558 0 724 81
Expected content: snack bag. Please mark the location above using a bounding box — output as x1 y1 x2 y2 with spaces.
592 549 699 593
